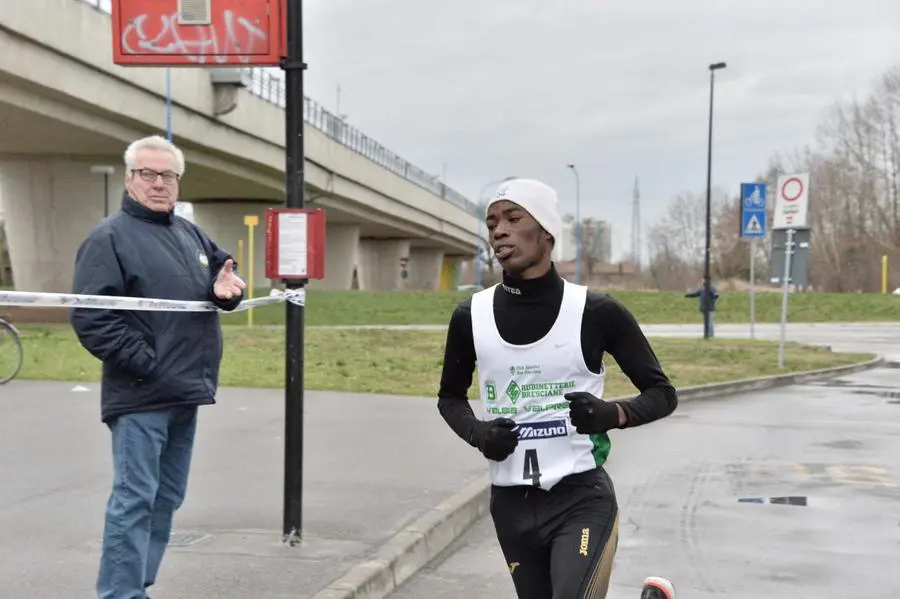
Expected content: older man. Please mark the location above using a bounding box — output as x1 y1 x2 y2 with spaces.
70 134 246 599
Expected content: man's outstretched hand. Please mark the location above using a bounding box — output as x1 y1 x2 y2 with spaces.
213 259 247 301
472 417 519 461
565 391 626 434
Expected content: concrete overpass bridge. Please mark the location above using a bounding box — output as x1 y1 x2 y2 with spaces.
0 0 481 293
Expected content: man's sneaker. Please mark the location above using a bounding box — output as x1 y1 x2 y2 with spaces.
641 576 675 599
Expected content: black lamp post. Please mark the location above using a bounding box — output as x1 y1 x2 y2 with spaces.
703 61 726 339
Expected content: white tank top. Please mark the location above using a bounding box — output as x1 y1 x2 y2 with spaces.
471 280 610 491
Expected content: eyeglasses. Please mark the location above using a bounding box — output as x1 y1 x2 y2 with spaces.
131 168 180 185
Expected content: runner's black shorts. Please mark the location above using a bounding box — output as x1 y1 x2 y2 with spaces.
489 466 619 599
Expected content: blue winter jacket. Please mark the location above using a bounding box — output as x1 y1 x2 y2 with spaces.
70 193 243 423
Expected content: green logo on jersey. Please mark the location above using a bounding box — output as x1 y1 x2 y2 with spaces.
525 401 570 413
518 381 577 398
505 381 521 403
502 380 577 404
485 380 497 402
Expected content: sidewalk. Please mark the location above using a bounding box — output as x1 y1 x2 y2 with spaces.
0 380 487 598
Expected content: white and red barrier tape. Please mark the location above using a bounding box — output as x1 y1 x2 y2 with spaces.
0 288 305 312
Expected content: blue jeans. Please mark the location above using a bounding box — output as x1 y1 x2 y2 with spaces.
97 406 198 599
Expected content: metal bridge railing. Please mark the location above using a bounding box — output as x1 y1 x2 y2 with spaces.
73 0 481 217
240 68 479 215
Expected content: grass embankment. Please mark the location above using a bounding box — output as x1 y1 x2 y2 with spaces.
219 289 900 327
15 326 873 397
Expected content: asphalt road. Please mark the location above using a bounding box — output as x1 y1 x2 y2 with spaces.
388 327 900 599
641 322 900 362
4 322 896 598
0 382 486 598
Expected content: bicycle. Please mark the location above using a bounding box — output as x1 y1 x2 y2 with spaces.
0 317 24 384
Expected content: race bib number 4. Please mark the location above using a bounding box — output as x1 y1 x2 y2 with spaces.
513 419 569 487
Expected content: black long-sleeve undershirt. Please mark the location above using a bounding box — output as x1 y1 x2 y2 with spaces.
437 264 678 447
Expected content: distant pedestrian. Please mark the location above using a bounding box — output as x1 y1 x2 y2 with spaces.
70 134 245 599
685 277 719 337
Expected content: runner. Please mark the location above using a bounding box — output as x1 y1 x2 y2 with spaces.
437 178 678 598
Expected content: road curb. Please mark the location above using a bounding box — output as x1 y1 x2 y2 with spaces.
312 353 884 599
656 354 885 403
310 474 490 599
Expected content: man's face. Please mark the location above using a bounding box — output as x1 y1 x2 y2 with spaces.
125 148 180 212
485 200 552 276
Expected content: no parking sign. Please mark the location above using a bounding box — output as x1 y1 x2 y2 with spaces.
772 173 810 229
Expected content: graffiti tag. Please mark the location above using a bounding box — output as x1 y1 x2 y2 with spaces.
120 10 268 64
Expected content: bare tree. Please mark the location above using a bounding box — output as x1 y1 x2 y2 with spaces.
477 233 496 276
646 233 695 290
644 187 741 289
709 191 750 281
645 63 900 293
645 191 707 289
572 217 613 275
794 64 900 291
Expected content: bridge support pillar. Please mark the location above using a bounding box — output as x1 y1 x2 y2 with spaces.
306 223 360 290
440 255 462 291
191 201 280 290
357 239 411 290
0 158 121 292
406 247 445 290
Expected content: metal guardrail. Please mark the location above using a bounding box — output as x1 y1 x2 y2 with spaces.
72 0 481 217
239 69 480 215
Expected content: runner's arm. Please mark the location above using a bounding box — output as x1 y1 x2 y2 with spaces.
589 295 678 427
437 301 482 447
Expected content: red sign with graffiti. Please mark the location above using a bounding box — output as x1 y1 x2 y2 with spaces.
111 0 285 66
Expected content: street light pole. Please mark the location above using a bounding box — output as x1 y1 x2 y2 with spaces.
703 62 727 339
476 175 516 288
566 164 581 284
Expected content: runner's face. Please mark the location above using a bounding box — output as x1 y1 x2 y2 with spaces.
486 200 552 278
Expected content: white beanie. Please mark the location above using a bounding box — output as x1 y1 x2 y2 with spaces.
485 178 563 242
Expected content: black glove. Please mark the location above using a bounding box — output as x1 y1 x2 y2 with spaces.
564 391 623 434
471 418 519 461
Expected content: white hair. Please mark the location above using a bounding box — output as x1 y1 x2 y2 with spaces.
123 135 186 176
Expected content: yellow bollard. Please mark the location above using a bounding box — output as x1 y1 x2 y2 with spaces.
883 255 888 294
243 215 259 326
237 239 244 279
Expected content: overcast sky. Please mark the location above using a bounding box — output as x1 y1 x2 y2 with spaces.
301 0 900 259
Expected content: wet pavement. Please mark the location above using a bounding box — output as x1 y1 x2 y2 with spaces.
639 322 900 363
389 366 900 598
0 381 485 598
4 322 898 597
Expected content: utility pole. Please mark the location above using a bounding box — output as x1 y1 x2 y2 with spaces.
566 164 581 284
282 0 307 545
703 61 727 339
